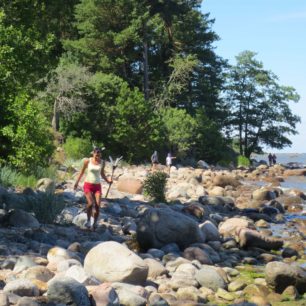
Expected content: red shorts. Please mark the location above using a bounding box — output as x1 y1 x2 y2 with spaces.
83 182 101 194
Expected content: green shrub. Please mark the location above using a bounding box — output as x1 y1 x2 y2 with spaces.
63 136 93 159
25 193 65 224
237 155 250 167
143 171 168 202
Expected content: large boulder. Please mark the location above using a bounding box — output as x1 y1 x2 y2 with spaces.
252 188 276 201
8 209 40 228
237 228 283 250
265 262 306 294
283 169 306 176
218 217 255 238
136 207 205 250
117 178 143 194
212 175 241 188
84 241 148 285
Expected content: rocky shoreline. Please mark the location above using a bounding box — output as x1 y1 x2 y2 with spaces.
0 162 305 306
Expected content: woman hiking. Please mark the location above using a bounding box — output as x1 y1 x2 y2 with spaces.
74 147 112 230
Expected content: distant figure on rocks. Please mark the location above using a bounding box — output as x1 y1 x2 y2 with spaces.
74 147 112 231
268 153 273 166
151 150 159 172
272 153 277 165
166 152 176 175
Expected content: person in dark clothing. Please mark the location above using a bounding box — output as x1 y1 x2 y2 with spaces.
151 151 159 172
268 153 273 166
272 153 277 165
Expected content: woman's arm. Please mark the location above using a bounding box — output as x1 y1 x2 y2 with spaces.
74 159 89 189
101 161 112 184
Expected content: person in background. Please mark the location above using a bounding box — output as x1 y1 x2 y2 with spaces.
74 147 112 230
272 153 277 165
268 153 273 166
151 150 159 172
166 152 176 175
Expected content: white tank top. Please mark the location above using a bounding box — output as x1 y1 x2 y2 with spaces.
84 158 102 184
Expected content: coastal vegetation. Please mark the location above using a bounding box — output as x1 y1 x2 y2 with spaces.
0 0 300 175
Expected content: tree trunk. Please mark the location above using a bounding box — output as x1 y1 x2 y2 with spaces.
143 27 149 101
52 100 59 131
239 103 243 155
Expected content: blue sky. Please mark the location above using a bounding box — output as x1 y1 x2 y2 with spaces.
201 0 306 153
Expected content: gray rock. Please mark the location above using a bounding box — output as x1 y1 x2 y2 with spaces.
183 247 213 265
148 293 169 306
8 209 40 228
195 266 227 291
111 283 147 306
90 283 120 306
136 207 204 250
0 292 9 306
1 257 17 270
3 279 39 297
47 276 91 306
24 265 54 282
161 243 180 254
143 258 167 279
199 220 220 241
36 178 55 194
56 207 79 225
265 262 306 294
252 188 276 201
147 248 165 259
56 259 82 272
13 256 37 273
65 265 100 286
190 243 221 263
16 297 40 306
169 272 199 290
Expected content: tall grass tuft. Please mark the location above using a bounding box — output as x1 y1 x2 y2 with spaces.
24 192 65 224
143 171 168 203
0 165 58 188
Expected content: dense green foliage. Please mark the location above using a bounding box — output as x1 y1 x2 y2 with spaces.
143 171 168 202
2 94 54 174
0 1 300 174
63 136 93 160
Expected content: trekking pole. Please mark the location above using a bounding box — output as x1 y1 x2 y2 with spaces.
105 156 123 199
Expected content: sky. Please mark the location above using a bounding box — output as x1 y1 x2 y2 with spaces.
201 0 306 153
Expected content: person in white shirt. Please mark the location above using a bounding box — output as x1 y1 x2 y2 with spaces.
166 152 176 175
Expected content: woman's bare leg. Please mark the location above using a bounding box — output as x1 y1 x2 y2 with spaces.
84 192 94 222
93 192 101 225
